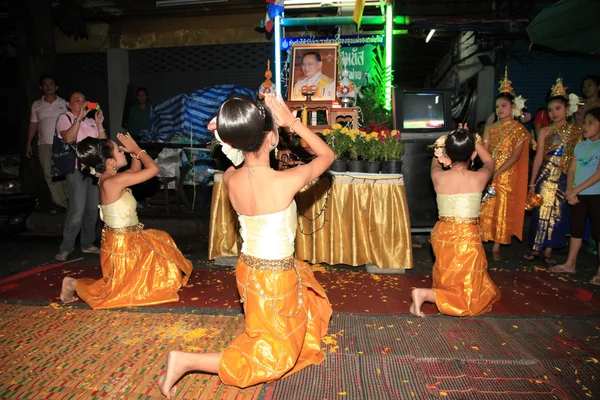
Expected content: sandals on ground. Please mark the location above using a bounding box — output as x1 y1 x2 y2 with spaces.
55 252 69 262
523 251 541 261
589 276 600 286
82 246 101 254
549 264 576 274
543 257 558 265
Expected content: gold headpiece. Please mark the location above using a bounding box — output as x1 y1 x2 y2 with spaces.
498 67 515 96
550 77 568 98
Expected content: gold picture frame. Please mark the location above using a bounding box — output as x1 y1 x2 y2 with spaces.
288 43 339 102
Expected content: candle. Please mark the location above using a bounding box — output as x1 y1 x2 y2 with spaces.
301 106 308 126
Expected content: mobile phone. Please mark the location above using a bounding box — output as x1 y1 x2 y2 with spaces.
87 102 100 110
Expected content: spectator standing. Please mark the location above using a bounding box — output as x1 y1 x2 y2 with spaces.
26 75 68 213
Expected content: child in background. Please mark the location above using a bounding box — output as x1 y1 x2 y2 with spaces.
552 108 600 284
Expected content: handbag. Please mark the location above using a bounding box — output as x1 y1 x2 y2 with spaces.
51 113 77 178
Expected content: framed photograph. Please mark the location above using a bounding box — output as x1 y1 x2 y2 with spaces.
289 43 339 102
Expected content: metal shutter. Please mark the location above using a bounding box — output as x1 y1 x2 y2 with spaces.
506 40 600 115
128 43 273 103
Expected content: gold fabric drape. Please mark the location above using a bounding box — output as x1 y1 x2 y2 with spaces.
480 119 530 243
76 228 193 310
208 173 413 269
218 256 332 387
432 220 501 316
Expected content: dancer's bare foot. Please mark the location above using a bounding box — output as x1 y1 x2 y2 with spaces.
60 277 79 303
410 289 428 318
159 351 187 399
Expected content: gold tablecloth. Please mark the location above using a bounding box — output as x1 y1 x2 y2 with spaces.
208 172 413 269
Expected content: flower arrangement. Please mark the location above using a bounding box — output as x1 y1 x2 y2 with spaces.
321 124 357 157
322 123 404 163
356 131 383 162
378 129 404 161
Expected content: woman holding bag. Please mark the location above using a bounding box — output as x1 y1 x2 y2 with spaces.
55 92 107 261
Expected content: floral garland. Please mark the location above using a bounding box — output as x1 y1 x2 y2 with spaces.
430 132 482 168
432 135 452 167
567 93 580 116
512 95 527 118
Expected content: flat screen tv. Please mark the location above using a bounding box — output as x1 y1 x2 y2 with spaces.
393 88 454 136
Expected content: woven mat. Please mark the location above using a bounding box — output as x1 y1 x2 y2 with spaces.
265 314 600 399
0 303 261 399
2 303 599 399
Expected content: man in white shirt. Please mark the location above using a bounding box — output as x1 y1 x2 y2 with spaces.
26 75 68 211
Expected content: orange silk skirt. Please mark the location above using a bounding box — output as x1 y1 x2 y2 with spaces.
76 226 193 310
218 254 332 388
431 219 501 317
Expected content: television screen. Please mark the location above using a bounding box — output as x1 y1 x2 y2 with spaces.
402 93 446 130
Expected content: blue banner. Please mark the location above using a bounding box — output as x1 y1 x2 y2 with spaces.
281 35 385 51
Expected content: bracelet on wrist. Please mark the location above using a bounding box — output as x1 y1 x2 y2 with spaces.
289 118 301 134
132 149 147 160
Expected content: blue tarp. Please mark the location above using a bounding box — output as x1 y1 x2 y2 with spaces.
140 84 256 144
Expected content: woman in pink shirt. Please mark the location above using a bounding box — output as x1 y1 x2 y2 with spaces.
55 92 107 261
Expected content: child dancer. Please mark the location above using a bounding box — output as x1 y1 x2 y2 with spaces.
158 93 334 398
411 127 501 317
479 69 530 261
552 108 600 283
524 78 582 264
59 133 193 309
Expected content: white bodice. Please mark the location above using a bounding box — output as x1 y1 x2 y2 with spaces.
437 193 481 218
238 201 297 259
98 189 139 228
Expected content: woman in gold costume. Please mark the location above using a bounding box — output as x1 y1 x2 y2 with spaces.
158 93 334 398
524 78 582 264
410 127 501 317
59 133 193 309
480 69 530 260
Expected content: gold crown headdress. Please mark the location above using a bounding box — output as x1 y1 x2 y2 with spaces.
550 77 568 98
498 67 515 96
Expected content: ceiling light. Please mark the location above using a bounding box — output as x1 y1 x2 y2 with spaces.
284 0 379 9
156 0 228 7
425 29 435 43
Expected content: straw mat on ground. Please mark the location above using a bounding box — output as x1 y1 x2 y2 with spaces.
266 314 600 399
0 303 261 399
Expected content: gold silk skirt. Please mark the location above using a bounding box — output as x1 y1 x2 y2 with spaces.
431 219 501 317
218 254 332 388
76 225 193 310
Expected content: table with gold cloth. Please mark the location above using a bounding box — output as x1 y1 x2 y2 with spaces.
208 172 413 270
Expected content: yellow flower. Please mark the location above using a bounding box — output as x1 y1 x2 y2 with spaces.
322 129 331 135
341 127 350 134
391 130 399 137
359 131 367 138
332 123 343 130
351 128 360 134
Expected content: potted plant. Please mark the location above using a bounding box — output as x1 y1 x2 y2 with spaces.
322 124 354 172
379 129 404 174
347 131 367 172
360 131 383 173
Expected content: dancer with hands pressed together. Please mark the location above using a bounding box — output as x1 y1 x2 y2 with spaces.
410 126 501 317
60 132 193 309
158 92 334 398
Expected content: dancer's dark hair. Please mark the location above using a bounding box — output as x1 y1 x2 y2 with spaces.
445 128 475 163
216 94 276 153
76 137 114 174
